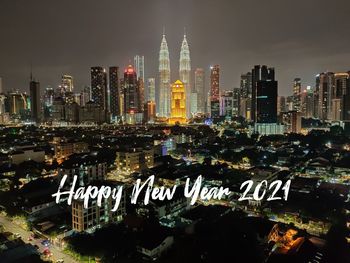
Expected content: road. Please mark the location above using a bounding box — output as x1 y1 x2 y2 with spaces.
0 215 78 263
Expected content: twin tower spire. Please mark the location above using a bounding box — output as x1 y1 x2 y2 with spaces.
158 29 191 118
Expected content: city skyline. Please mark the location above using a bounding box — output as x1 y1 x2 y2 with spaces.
1 0 350 96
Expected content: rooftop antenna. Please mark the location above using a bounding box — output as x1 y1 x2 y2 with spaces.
162 26 165 36
184 27 186 37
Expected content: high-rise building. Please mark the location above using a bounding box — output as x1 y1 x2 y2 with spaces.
210 65 220 117
179 34 191 118
277 96 286 116
239 72 252 119
109 66 120 119
342 72 350 121
251 65 277 123
144 101 156 123
210 65 220 101
303 86 315 118
134 55 145 82
292 78 301 112
315 72 334 120
220 90 236 117
169 80 186 124
147 78 156 102
190 92 197 115
158 33 171 117
122 65 143 124
194 68 205 113
91 67 108 114
61 75 74 93
30 78 41 123
123 65 138 113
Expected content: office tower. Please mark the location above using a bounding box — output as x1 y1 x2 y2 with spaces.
147 78 156 102
169 80 186 124
179 33 191 118
277 96 286 116
8 92 27 115
79 86 91 107
342 73 350 121
158 33 171 117
109 66 120 119
239 72 252 119
220 90 236 117
123 65 138 113
210 65 220 117
61 75 74 93
30 78 41 123
122 65 143 124
210 65 220 101
251 65 277 123
302 86 314 118
292 78 301 112
43 86 54 121
190 92 197 115
334 72 349 121
91 67 108 113
144 101 156 123
134 55 145 82
315 72 334 120
194 68 205 113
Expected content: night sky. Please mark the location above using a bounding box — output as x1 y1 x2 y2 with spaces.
1 0 350 96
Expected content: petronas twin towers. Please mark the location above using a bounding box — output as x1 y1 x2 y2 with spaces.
158 31 191 118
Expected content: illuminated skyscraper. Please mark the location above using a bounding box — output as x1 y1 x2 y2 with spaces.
123 65 138 114
109 66 120 119
194 68 205 113
169 80 186 124
30 78 41 123
210 65 220 101
210 65 220 117
91 67 108 113
179 33 191 118
147 78 155 102
315 72 334 120
251 65 277 123
61 75 74 92
122 65 144 124
134 55 145 82
292 78 301 112
240 72 252 119
158 32 171 117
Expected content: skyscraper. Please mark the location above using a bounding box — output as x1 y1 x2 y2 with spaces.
210 65 220 101
292 78 301 112
123 65 139 114
147 78 156 102
179 33 191 118
169 80 186 124
194 68 205 113
315 72 334 120
342 73 350 121
30 78 41 123
134 55 145 82
210 65 220 117
158 33 171 117
109 66 120 120
251 65 278 123
239 72 252 119
91 67 108 114
61 75 74 93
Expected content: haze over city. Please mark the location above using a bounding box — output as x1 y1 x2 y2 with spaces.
1 0 350 95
